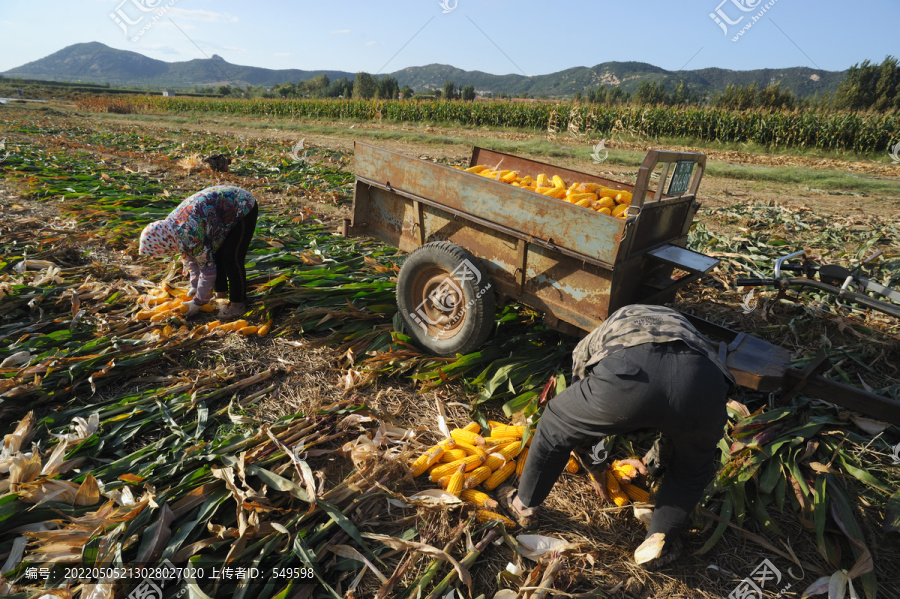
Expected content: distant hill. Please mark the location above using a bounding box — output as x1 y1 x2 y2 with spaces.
3 42 847 98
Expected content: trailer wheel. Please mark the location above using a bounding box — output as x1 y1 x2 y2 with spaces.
397 242 495 356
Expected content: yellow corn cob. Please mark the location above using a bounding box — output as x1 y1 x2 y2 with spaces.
465 165 486 173
484 453 508 471
136 309 154 321
463 422 481 433
150 301 177 314
238 325 259 336
478 170 497 178
172 303 189 314
510 182 521 187
446 464 466 497
615 191 633 205
454 441 486 457
490 425 525 439
161 324 173 338
597 207 613 216
574 197 593 208
551 175 566 188
497 441 522 461
476 510 516 527
199 303 215 313
611 460 639 482
437 474 452 488
595 196 615 210
605 470 630 506
611 204 628 217
439 438 458 448
464 466 492 489
536 174 550 187
569 193 598 204
215 322 237 333
500 171 518 184
257 320 273 336
150 312 169 322
450 429 485 447
233 319 249 330
141 295 170 306
515 447 529 477
483 460 516 490
480 436 506 446
204 320 221 332
578 182 604 193
439 448 469 462
623 483 650 503
410 444 445 477
429 455 485 481
539 187 566 199
460 489 498 509
566 455 580 473
520 176 534 185
566 183 579 195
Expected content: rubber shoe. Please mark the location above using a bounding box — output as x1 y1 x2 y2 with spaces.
497 486 536 528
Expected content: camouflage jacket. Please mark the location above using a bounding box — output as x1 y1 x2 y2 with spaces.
572 304 736 388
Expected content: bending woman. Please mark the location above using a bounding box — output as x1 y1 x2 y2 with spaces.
139 185 258 318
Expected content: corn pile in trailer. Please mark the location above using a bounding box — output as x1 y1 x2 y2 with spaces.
1 104 899 599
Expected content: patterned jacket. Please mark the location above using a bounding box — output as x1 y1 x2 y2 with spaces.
572 304 736 389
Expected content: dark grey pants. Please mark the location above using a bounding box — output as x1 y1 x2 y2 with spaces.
517 341 729 538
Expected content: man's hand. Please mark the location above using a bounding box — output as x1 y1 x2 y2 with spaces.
615 457 649 483
574 452 610 502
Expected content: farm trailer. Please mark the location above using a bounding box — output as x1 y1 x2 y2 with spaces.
344 143 900 425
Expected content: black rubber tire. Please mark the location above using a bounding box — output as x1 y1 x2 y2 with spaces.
396 241 495 356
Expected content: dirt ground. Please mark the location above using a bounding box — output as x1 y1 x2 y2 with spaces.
2 101 899 599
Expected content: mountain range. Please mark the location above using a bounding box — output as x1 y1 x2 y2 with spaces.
3 42 847 98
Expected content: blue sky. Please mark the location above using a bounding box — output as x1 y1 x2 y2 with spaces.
1 0 898 76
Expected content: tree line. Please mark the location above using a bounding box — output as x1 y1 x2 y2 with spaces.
207 56 900 113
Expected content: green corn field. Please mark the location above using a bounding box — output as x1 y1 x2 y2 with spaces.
122 96 900 154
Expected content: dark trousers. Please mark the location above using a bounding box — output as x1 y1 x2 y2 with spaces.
517 341 729 538
214 203 258 303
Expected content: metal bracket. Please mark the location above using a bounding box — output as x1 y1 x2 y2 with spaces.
778 349 832 404
412 200 425 246
514 237 531 294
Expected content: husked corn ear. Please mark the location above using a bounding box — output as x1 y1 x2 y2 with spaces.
476 510 516 527
515 447 529 477
199 303 216 312
460 489 498 509
465 165 486 173
594 196 615 210
215 322 238 333
615 191 633 205
446 464 466 496
597 207 613 216
551 175 566 188
605 470 630 507
464 466 492 489
233 319 249 330
484 453 508 471
483 460 516 490
478 170 497 178
537 187 566 199
136 309 154 321
536 174 550 187
598 187 619 199
500 171 518 183
430 455 485 480
574 197 593 208
611 460 639 482
623 483 649 503
454 441 486 457
205 320 221 331
440 448 469 462
566 455 580 474
611 204 628 217
238 325 259 336
150 312 169 322
410 444 445 477
257 320 273 336
578 182 604 193
450 428 486 446
569 192 598 204
463 422 482 433
490 425 525 439
497 441 522 461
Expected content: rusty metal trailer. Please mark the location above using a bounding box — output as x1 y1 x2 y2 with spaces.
345 143 900 425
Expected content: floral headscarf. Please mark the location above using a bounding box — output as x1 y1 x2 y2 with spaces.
139 220 181 256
